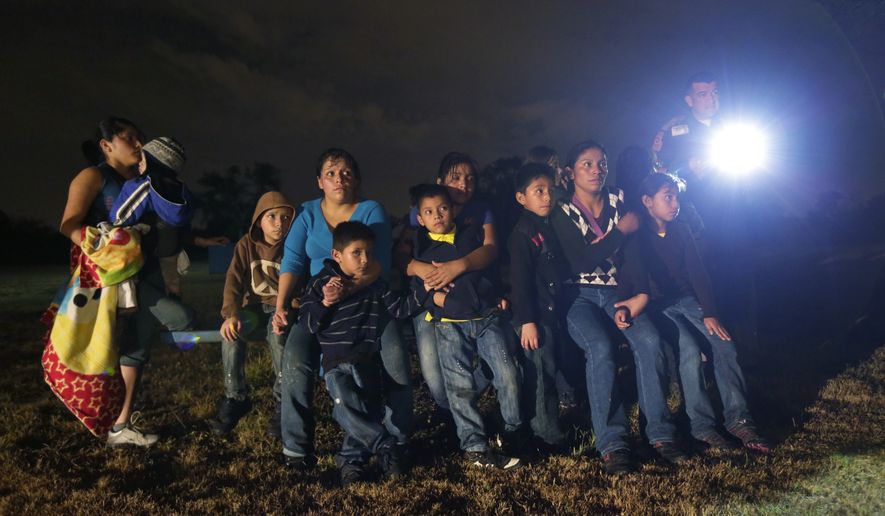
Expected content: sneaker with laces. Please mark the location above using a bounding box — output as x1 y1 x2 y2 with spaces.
465 449 521 470
727 420 771 453
209 397 252 435
266 402 281 439
653 441 689 464
107 413 159 447
696 430 739 450
602 448 634 476
339 462 366 487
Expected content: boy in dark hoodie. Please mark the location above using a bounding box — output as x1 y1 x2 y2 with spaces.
411 184 523 470
209 191 295 436
299 221 428 486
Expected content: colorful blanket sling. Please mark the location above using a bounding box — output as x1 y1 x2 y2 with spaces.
41 224 145 436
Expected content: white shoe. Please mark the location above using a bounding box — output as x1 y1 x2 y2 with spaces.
107 412 159 447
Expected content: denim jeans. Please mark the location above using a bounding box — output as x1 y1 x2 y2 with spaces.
221 304 285 402
324 359 397 467
281 318 412 457
565 287 675 455
120 262 195 367
516 322 566 446
659 296 753 436
413 312 492 411
435 313 522 452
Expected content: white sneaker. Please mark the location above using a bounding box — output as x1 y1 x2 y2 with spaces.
107 412 159 447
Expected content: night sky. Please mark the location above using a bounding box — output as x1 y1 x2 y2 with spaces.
3 0 884 224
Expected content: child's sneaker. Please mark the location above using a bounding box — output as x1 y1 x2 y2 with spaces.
107 412 159 447
209 397 252 435
727 419 772 453
378 442 407 479
266 402 281 438
602 448 634 476
465 449 521 470
653 441 690 465
340 462 366 487
696 430 739 450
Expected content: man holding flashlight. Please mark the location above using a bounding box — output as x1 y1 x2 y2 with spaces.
650 71 720 240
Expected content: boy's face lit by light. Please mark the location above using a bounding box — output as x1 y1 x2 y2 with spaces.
416 194 455 234
643 185 681 224
259 207 293 244
516 175 554 217
333 239 373 276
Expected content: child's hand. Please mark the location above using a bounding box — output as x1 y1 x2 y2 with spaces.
425 260 466 290
432 291 447 308
613 306 632 330
614 293 649 321
521 322 540 351
616 212 640 234
322 277 344 307
703 317 732 341
221 315 241 341
272 308 288 335
497 297 509 311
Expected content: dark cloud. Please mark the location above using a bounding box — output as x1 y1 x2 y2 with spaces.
2 0 883 224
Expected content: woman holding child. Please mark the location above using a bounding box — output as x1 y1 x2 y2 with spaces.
58 117 194 447
272 148 413 469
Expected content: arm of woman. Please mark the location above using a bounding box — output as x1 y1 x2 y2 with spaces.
59 167 103 246
424 222 497 290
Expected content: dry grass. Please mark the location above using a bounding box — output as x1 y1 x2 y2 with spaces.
0 264 883 514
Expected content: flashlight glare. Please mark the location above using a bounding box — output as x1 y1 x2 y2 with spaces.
710 123 768 175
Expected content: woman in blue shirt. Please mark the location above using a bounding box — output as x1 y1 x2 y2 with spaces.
273 148 412 469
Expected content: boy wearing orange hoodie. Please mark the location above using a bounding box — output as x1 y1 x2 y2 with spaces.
210 192 295 436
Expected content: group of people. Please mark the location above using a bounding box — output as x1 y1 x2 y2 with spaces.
56 72 770 487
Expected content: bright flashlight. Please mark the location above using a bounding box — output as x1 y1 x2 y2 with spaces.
709 123 769 176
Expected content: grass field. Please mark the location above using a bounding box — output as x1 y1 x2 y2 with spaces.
0 263 883 514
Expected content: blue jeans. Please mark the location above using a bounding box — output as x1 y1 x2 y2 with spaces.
413 312 492 411
221 304 285 402
565 287 676 455
120 262 195 367
281 318 412 457
659 296 753 437
516 322 566 445
435 313 522 452
324 359 397 467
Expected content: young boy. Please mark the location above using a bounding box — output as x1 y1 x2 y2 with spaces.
634 173 770 452
412 184 523 470
507 163 568 452
210 191 295 437
299 221 429 486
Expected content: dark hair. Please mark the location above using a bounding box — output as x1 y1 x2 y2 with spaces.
95 116 140 143
316 148 361 183
525 145 557 165
332 221 375 251
685 71 717 94
565 140 607 169
514 162 554 193
410 183 452 208
437 152 478 181
638 173 685 202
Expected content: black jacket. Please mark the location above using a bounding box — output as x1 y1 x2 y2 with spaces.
413 223 498 320
507 210 569 327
